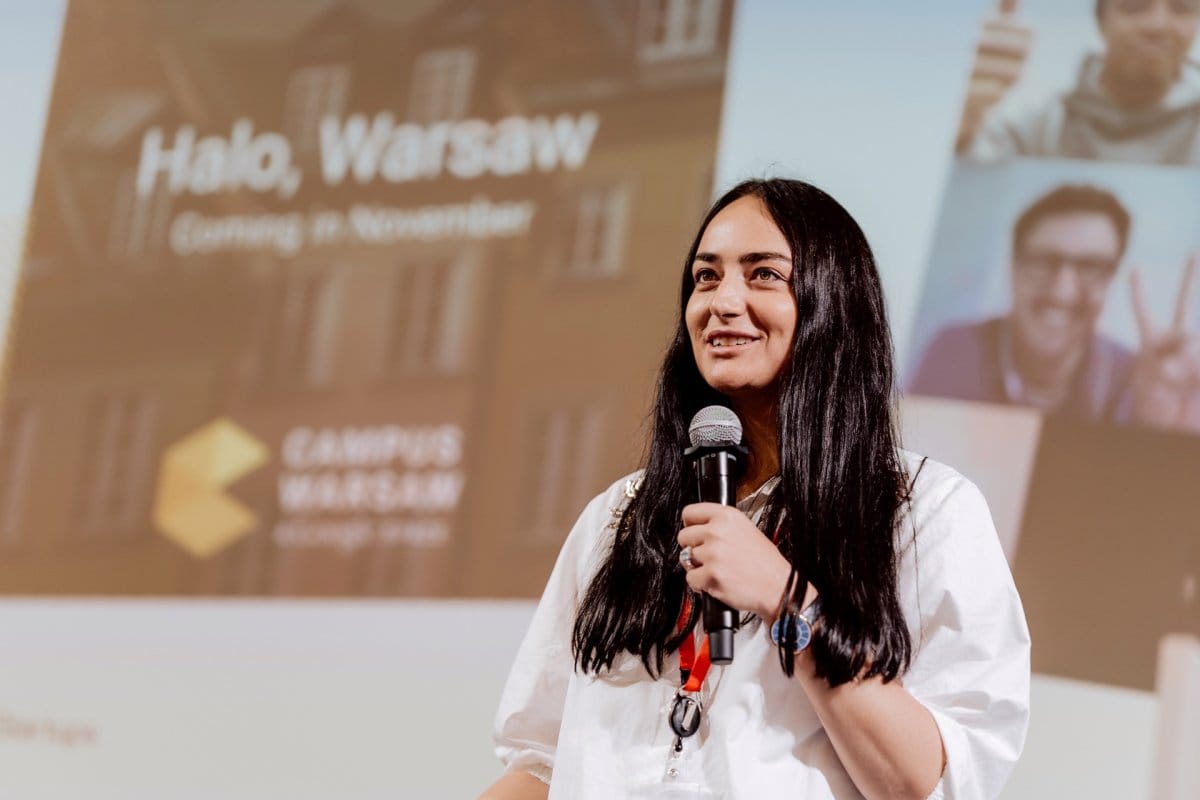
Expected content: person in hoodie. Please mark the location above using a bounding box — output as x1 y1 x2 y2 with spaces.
961 0 1200 165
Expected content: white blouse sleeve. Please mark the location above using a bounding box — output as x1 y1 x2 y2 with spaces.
898 469 1032 800
491 484 615 784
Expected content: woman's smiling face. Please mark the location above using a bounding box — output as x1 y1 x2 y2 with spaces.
686 195 798 403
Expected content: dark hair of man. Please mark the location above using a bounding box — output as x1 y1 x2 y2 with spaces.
571 178 913 688
1010 184 1131 260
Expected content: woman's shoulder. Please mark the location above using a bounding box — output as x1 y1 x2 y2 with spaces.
899 450 976 511
562 470 646 545
896 450 995 550
583 469 646 520
600 470 647 504
540 471 648 596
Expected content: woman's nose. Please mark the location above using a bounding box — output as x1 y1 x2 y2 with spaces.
710 275 747 317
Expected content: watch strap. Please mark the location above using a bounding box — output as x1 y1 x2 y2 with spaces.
798 597 821 627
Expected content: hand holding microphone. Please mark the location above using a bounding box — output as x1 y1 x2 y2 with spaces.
679 407 792 664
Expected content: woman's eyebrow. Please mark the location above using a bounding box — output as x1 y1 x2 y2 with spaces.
739 251 790 265
694 251 790 264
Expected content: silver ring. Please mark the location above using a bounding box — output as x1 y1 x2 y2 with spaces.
679 546 694 570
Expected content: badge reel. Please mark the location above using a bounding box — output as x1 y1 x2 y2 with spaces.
657 689 714 797
669 689 703 740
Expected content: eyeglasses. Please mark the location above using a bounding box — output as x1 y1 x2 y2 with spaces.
1111 0 1200 16
1014 251 1120 288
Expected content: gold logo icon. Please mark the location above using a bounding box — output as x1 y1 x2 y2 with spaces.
153 418 269 558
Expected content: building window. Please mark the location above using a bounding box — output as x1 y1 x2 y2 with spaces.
528 404 607 544
0 402 37 547
75 393 158 537
563 183 631 280
283 63 351 154
272 269 343 388
108 169 172 264
408 48 476 123
638 0 721 62
382 256 479 377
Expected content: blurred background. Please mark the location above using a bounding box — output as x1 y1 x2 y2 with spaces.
0 0 1197 797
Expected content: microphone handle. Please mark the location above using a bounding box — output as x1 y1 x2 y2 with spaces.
694 449 740 665
703 595 737 664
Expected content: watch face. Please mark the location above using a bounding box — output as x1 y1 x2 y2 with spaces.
771 616 813 653
795 618 813 651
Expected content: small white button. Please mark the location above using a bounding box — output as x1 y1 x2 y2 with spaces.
667 767 679 779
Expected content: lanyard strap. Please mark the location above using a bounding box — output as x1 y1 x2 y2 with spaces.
675 596 712 693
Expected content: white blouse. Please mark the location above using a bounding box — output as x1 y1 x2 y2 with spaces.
492 453 1030 799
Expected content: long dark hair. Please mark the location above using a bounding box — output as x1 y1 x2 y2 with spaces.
571 178 912 688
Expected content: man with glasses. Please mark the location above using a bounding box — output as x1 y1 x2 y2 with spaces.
910 184 1200 430
960 0 1200 164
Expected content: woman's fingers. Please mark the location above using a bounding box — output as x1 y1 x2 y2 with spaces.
678 504 740 547
681 502 727 526
677 524 706 548
684 565 717 594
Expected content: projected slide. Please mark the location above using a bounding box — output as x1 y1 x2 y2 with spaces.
906 0 1200 689
0 0 733 598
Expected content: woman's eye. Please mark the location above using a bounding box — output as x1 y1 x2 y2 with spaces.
752 267 783 282
694 268 718 283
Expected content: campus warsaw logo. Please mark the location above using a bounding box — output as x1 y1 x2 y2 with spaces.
153 418 269 558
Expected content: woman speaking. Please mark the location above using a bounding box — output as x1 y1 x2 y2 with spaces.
480 179 1030 799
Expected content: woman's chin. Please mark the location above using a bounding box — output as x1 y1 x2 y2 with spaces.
702 379 777 407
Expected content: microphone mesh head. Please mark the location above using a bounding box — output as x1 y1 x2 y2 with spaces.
688 405 742 448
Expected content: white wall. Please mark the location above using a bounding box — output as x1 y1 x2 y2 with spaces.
0 600 1163 799
0 601 527 800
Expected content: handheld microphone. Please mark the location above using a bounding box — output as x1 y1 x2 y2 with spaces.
685 405 747 665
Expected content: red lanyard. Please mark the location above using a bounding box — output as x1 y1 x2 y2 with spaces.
675 595 712 693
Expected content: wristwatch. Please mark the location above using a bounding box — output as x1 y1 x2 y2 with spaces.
770 598 822 653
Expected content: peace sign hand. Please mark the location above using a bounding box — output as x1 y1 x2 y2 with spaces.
1129 255 1200 432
